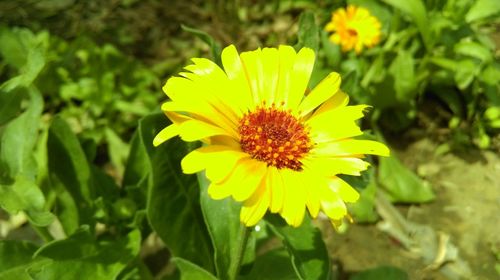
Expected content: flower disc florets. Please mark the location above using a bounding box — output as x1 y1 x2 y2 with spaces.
239 105 312 171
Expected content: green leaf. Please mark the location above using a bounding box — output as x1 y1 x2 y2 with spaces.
197 172 255 280
454 41 492 63
267 215 330 280
143 113 214 271
105 127 129 176
181 25 222 66
0 87 26 126
172 258 218 280
388 50 417 101
0 89 53 226
465 0 500 23
454 59 479 90
381 0 431 49
295 11 320 53
47 117 95 234
350 181 378 223
350 265 408 280
321 30 341 67
0 88 42 178
0 240 38 272
378 155 435 203
29 227 141 280
240 249 296 280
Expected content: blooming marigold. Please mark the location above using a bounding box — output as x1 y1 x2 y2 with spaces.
153 45 389 227
325 5 381 54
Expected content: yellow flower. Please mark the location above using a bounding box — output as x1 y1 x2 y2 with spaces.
153 45 389 227
325 5 382 54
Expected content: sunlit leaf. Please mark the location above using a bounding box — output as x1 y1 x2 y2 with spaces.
381 0 432 49
454 41 492 63
47 117 95 234
28 227 141 280
239 249 296 280
143 113 214 272
181 25 222 66
267 215 330 280
295 11 319 53
0 240 38 277
465 0 500 23
172 258 218 280
388 50 417 101
378 155 435 203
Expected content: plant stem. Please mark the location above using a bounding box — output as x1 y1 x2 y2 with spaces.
228 223 250 280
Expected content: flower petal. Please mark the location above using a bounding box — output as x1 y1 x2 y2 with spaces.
298 72 341 117
153 124 179 147
304 157 370 176
329 177 360 203
178 119 234 142
279 169 306 227
208 158 267 202
312 139 390 157
240 181 270 226
268 166 285 213
288 47 315 112
181 145 246 176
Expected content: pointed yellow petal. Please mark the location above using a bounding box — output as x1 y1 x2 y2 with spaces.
208 182 232 200
279 169 306 227
221 45 253 112
320 194 347 220
274 45 296 107
307 105 370 143
312 139 390 157
311 90 349 118
298 72 341 117
153 124 179 147
231 159 268 201
180 145 245 175
240 181 270 226
301 171 322 218
329 177 360 203
178 120 233 142
268 166 285 213
304 157 370 176
287 48 315 112
205 152 249 183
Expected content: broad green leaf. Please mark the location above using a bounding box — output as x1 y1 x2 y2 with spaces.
454 41 492 63
143 113 214 271
105 127 129 176
197 172 255 280
172 258 218 280
123 129 150 188
267 215 330 280
0 240 39 279
381 0 431 49
350 181 378 223
295 11 320 53
454 59 479 90
0 240 38 272
389 50 417 101
47 117 95 234
0 88 26 126
0 89 53 226
465 0 500 23
181 25 222 66
0 88 42 178
29 227 141 280
321 30 341 67
378 155 435 203
240 249 296 280
350 265 408 280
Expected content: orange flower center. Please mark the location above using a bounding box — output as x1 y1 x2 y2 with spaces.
239 106 312 170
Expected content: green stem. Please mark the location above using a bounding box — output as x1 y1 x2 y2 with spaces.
228 224 251 280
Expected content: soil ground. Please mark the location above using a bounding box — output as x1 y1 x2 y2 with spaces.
320 138 500 280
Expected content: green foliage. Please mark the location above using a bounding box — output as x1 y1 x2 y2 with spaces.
1 0 499 279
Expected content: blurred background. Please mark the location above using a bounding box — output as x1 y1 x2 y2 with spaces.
1 0 499 279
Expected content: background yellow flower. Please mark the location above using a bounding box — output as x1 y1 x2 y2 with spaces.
325 5 382 53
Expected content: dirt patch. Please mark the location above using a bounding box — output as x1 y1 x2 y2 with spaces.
321 139 500 279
